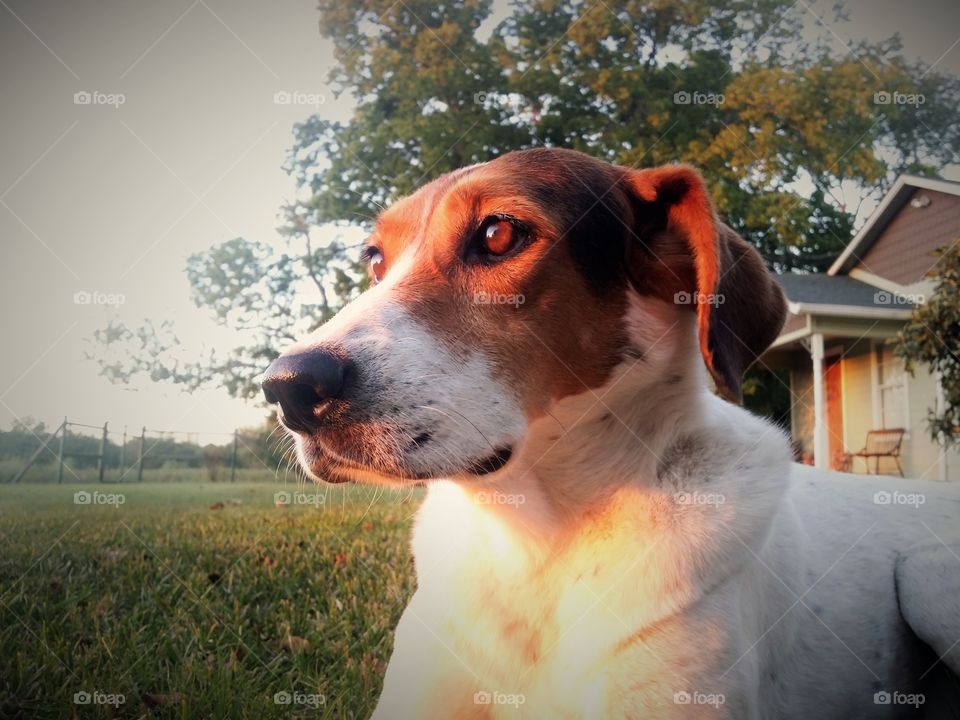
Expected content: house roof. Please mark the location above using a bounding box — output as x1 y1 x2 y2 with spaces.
774 273 916 319
828 175 960 276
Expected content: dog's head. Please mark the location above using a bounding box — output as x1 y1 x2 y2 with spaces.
263 148 785 484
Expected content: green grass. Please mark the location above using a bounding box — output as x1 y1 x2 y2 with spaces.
0 480 422 719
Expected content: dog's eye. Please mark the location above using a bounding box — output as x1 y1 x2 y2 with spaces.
363 247 386 284
479 217 524 257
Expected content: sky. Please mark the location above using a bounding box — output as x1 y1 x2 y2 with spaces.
0 0 958 441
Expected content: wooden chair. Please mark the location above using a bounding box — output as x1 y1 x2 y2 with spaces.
851 428 906 477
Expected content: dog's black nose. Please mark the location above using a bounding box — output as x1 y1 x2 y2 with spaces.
262 350 348 433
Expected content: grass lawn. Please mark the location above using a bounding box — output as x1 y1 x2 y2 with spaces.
0 480 422 719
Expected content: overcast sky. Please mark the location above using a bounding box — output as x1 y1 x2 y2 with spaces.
1 0 958 441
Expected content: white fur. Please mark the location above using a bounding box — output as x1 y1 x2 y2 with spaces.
369 295 960 719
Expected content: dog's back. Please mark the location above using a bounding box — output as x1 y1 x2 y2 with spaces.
769 465 960 718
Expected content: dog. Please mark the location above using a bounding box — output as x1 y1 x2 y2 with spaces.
262 148 960 718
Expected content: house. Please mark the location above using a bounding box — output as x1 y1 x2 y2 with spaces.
762 174 960 481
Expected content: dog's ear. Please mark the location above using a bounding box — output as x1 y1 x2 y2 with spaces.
625 165 786 402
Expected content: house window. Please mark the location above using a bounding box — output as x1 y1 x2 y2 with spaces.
875 345 908 430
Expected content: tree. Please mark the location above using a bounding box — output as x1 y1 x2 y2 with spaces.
93 232 366 400
95 0 960 400
896 243 960 444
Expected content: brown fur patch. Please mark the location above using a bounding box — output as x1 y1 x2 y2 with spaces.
370 150 636 419
369 149 784 411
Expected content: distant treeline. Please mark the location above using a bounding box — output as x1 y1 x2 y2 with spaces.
1 417 286 473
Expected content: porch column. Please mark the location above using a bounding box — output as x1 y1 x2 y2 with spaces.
936 371 948 482
811 333 828 470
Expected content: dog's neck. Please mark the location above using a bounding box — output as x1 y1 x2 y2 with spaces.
411 298 791 654
415 299 728 562
454 298 706 533
412 371 789 662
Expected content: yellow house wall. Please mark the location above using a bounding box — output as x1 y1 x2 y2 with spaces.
784 337 960 481
903 369 960 481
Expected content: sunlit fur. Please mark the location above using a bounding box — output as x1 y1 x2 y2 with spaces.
269 150 960 719
373 297 798 718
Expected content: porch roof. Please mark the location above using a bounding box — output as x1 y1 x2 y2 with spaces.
775 273 917 314
768 274 914 352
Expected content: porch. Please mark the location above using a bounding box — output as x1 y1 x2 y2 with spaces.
762 275 956 481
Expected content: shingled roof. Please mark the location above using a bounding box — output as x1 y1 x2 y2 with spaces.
774 273 917 310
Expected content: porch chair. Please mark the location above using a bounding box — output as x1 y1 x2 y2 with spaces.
851 428 906 477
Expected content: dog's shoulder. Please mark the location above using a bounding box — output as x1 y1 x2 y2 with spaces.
670 393 794 502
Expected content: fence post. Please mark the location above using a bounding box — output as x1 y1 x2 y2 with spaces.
119 426 126 478
57 417 67 484
230 429 238 482
138 426 146 482
97 422 108 483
